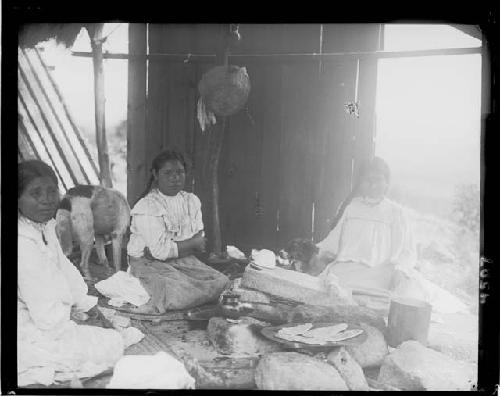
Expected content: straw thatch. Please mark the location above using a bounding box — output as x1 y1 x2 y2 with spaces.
18 23 86 48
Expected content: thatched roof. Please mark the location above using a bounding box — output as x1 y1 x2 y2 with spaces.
451 24 482 41
18 23 88 48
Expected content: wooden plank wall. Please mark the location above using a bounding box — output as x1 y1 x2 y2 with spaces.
128 23 381 252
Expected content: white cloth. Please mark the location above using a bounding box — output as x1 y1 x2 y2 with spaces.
127 189 204 260
95 271 150 307
317 197 417 275
106 352 195 389
18 216 125 386
251 249 276 269
119 327 145 349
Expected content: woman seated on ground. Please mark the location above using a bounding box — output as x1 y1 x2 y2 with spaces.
309 156 425 301
18 160 125 387
127 150 230 314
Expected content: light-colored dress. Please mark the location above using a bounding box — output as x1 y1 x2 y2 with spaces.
18 216 124 386
317 197 422 297
127 189 230 312
128 189 204 259
317 197 470 315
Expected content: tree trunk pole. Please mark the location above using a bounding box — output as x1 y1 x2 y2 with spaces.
90 23 113 188
210 117 226 255
209 28 231 256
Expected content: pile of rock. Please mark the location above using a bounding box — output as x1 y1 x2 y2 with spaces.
197 265 477 391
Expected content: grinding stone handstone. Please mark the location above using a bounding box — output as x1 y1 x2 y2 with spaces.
233 286 271 304
327 347 370 390
241 266 353 306
377 340 476 391
207 316 282 356
254 352 348 390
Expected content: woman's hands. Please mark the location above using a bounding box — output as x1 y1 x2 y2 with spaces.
177 230 207 257
72 305 114 329
189 231 207 252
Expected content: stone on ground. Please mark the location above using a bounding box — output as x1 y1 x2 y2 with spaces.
427 312 478 363
326 347 369 390
255 352 348 390
345 322 388 368
207 316 282 356
377 340 477 391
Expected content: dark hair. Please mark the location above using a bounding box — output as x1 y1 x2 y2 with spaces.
137 150 189 202
285 238 319 266
18 160 58 198
329 156 390 230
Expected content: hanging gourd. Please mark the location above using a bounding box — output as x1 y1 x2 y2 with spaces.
197 65 250 131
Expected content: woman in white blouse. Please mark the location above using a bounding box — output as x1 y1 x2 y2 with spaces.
311 157 424 299
17 160 124 386
127 150 230 314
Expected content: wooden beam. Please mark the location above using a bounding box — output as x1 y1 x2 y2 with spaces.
127 23 148 205
89 23 113 188
21 48 92 184
72 46 482 62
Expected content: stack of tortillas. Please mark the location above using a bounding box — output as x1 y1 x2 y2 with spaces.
276 323 363 345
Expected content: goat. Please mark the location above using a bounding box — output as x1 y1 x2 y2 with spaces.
55 185 130 280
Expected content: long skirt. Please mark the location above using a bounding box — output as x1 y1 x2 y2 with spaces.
18 322 124 386
128 255 230 312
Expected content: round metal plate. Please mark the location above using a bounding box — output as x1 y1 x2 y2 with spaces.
261 322 367 351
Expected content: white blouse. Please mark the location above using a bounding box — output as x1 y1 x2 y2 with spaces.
317 197 417 275
127 189 204 260
18 216 97 340
18 216 125 386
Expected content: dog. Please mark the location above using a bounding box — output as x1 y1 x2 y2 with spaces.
278 238 319 274
55 185 130 280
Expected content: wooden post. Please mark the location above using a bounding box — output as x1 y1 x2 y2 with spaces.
88 23 113 188
127 23 148 206
208 26 231 257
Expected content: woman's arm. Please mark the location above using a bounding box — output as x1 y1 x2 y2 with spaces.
133 214 206 260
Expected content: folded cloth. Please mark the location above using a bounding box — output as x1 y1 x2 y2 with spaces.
106 351 195 389
108 298 126 308
18 366 55 387
119 327 145 349
95 271 150 307
227 245 246 259
251 249 276 269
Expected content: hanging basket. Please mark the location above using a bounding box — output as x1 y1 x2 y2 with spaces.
198 65 251 117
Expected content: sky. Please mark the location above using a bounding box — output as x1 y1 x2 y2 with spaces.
375 24 481 212
37 23 129 133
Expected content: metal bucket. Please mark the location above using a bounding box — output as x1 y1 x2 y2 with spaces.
387 296 432 347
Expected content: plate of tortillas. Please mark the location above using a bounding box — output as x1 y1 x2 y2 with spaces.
261 322 367 350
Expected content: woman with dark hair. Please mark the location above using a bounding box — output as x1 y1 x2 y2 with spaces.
127 150 230 314
17 160 125 386
308 157 424 301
